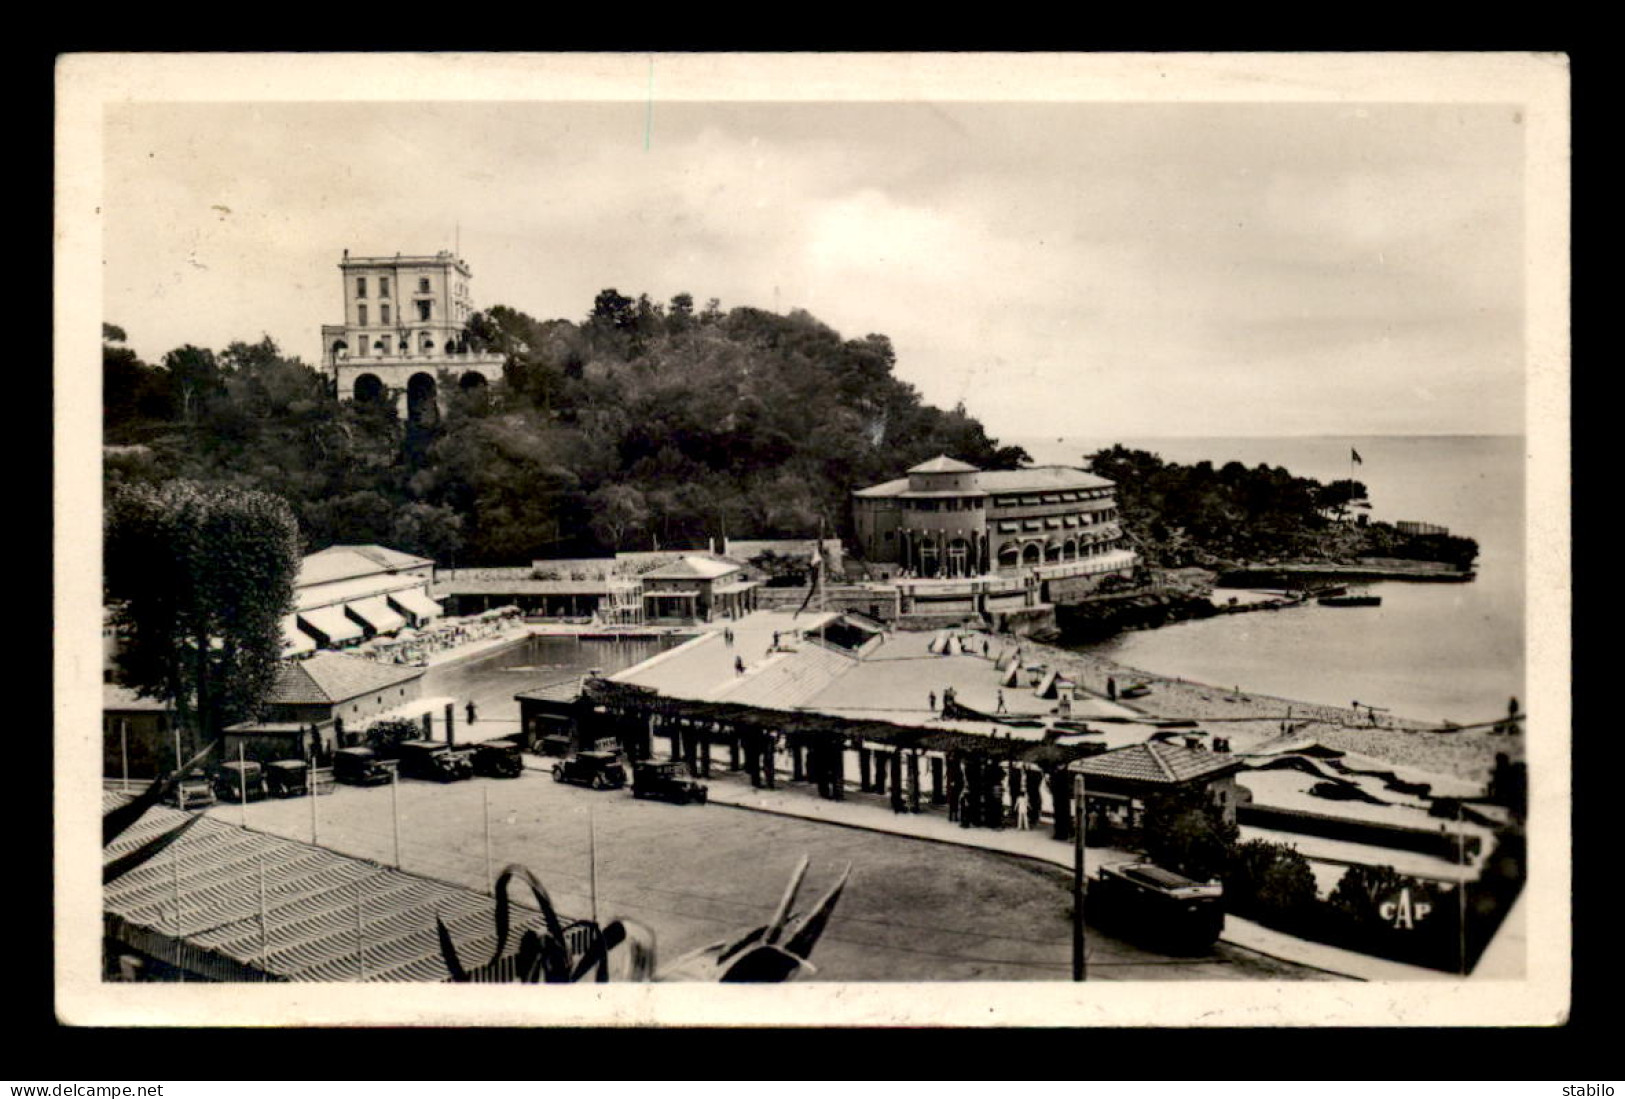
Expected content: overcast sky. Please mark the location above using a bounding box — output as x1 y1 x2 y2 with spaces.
102 95 1527 440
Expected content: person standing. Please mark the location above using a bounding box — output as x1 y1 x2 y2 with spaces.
929 691 937 712
1015 790 1031 831
1107 676 1117 701
465 699 477 725
735 655 745 676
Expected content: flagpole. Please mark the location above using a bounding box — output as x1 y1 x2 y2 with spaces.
259 848 269 980
120 719 130 794
483 784 494 896
390 764 402 868
589 806 599 926
172 837 184 983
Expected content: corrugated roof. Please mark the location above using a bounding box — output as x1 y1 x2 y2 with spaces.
268 652 423 705
102 793 556 982
1072 741 1243 785
641 556 740 581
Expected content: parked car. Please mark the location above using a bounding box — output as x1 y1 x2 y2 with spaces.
214 760 266 803
333 746 393 787
631 760 708 805
163 768 217 810
552 750 628 790
264 759 310 798
471 739 524 779
395 739 474 782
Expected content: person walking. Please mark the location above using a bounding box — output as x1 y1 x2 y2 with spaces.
996 689 1007 714
735 655 745 676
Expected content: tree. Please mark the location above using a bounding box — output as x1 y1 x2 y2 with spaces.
105 481 301 745
1139 784 1239 882
586 484 649 550
1224 839 1320 930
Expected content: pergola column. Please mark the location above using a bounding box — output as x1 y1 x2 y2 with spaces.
930 755 945 805
859 747 872 791
907 751 921 813
698 731 711 778
889 752 905 812
791 741 805 782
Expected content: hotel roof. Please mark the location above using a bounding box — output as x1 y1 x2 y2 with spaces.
908 455 980 474
853 464 1115 497
267 652 424 705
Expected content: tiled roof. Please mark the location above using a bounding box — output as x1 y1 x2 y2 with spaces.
908 455 979 474
640 555 741 581
268 652 424 705
1072 740 1243 785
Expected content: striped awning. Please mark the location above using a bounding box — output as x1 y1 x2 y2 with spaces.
388 587 443 623
347 595 407 635
282 615 317 655
298 605 363 646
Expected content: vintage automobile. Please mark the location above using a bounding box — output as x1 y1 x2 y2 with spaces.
1088 860 1225 954
471 739 525 779
214 760 266 803
631 760 708 805
332 746 393 787
264 759 310 798
395 739 474 782
163 768 217 810
552 750 628 790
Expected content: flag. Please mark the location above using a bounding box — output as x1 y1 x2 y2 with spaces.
1351 448 1364 465
793 543 823 620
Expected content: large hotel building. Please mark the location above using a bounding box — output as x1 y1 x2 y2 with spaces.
853 456 1134 579
322 250 505 416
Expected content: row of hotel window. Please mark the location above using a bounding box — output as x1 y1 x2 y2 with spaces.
901 495 1117 513
356 276 433 298
356 302 435 325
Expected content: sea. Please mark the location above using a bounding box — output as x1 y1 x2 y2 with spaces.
1006 435 1527 727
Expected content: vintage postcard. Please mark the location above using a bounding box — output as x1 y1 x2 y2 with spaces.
56 51 1570 1026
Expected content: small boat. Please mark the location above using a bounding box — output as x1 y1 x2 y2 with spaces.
1318 594 1381 607
1119 683 1152 699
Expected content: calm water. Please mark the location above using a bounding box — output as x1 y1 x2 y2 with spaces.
1007 435 1526 725
424 634 685 725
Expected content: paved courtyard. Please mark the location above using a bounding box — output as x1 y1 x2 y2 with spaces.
211 769 1334 982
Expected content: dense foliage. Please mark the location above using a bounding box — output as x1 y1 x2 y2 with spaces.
105 480 301 740
104 296 1029 564
1136 785 1240 883
1085 445 1477 571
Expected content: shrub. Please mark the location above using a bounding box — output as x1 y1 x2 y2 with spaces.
367 717 421 754
1224 840 1320 932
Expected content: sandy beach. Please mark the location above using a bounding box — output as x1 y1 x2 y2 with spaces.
1012 633 1524 786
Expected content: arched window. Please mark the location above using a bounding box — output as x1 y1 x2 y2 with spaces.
353 373 384 403
997 544 1020 570
1022 542 1042 566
